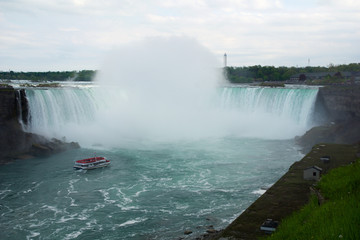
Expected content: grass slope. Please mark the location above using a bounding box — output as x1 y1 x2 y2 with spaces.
267 159 360 240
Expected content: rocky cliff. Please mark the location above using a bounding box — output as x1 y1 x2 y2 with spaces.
0 86 79 164
0 86 18 123
317 85 360 121
296 85 360 153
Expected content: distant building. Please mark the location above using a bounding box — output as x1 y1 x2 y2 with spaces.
290 71 360 82
353 72 360 82
304 166 323 181
224 53 227 67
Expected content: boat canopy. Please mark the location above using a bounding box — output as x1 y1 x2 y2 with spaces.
76 157 106 164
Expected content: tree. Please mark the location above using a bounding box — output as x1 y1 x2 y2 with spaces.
299 74 307 81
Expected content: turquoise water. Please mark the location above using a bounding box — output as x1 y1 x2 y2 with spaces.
1 85 318 239
0 137 302 239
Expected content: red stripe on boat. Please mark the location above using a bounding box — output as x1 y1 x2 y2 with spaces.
76 157 106 163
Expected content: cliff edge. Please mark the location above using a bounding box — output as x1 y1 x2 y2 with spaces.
297 85 360 153
0 86 79 164
318 85 360 120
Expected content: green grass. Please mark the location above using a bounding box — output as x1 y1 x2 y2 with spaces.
266 160 360 240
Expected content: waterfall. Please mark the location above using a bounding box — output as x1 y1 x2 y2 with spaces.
15 89 28 130
219 86 318 128
214 86 319 139
25 85 319 146
25 87 99 139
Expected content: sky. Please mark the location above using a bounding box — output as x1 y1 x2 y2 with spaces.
1 0 359 71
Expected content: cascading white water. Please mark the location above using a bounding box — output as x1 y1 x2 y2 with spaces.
25 87 99 139
25 85 319 146
217 86 319 139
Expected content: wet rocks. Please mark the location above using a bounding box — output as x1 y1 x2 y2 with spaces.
184 230 193 235
30 137 80 157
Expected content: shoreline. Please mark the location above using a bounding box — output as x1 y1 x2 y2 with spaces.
197 142 359 240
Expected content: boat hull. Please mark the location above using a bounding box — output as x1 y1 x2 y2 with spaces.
73 161 110 170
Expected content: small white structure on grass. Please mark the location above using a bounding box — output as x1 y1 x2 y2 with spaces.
304 166 322 181
320 156 331 163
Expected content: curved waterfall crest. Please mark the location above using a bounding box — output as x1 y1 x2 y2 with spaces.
219 86 318 126
25 85 319 146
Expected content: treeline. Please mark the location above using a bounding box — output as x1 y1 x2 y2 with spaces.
224 63 360 83
2 63 360 83
0 70 96 81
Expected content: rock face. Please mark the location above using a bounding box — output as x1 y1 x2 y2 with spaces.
318 85 360 121
0 86 79 164
296 120 360 153
0 86 18 123
296 85 360 153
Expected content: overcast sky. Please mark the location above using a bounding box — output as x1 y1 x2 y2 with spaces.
1 0 359 71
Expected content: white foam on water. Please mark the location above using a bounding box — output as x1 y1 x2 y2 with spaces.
26 231 40 240
64 230 82 240
98 189 116 204
0 189 12 200
175 202 189 210
134 188 148 197
116 205 138 211
23 189 32 194
63 220 99 240
29 219 47 228
69 197 78 207
67 179 79 194
252 189 267 195
115 217 148 228
57 214 78 223
41 205 63 217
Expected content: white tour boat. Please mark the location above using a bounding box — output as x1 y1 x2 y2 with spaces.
73 157 110 170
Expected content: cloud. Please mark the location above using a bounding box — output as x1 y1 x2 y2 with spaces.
0 0 359 70
146 14 178 23
59 27 80 32
73 0 86 6
317 0 360 8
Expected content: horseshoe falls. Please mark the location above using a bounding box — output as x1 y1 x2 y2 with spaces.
25 86 319 146
0 85 319 240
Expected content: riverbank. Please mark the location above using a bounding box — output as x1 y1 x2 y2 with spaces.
200 143 359 240
268 157 360 239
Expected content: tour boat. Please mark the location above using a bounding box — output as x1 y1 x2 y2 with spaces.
73 157 110 170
